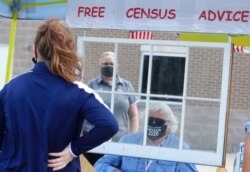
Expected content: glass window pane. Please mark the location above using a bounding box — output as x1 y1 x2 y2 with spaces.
184 100 220 152
141 55 185 102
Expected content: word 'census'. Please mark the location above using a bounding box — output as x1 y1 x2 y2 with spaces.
77 6 249 22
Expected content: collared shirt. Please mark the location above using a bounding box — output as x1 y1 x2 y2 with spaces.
87 75 139 141
94 132 198 172
0 62 118 172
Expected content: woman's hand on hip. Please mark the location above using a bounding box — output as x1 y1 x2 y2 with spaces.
48 145 74 171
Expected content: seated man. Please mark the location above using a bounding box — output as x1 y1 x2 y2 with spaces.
94 102 198 172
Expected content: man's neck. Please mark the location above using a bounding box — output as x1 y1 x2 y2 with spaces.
102 76 113 86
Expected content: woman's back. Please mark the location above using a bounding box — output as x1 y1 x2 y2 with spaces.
0 62 118 172
0 18 118 172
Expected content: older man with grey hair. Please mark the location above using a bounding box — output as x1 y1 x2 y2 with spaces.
94 102 198 172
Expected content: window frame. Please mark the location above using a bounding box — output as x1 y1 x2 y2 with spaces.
77 36 232 166
139 50 187 105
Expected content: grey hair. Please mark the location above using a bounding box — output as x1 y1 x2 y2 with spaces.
149 102 178 133
99 51 115 63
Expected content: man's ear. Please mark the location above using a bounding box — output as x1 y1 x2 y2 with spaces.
166 127 171 134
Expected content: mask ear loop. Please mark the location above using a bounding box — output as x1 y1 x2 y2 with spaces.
32 46 38 64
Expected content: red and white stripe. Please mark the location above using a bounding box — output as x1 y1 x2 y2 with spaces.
234 46 244 53
128 31 153 40
234 46 250 53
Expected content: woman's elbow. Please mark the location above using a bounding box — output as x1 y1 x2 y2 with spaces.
111 119 119 135
107 118 119 136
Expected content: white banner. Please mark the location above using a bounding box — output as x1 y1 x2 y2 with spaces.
66 0 250 34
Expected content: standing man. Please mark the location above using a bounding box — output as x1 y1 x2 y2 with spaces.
84 51 139 164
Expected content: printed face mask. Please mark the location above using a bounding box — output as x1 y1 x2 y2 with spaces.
101 66 113 77
147 117 167 141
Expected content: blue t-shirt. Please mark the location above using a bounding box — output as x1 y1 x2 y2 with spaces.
0 62 118 172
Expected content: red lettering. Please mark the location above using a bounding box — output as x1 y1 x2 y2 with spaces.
168 9 176 19
198 10 207 20
134 8 140 19
217 11 225 21
151 9 159 19
99 7 105 17
85 7 91 17
199 10 249 22
126 8 133 18
225 11 233 21
125 8 176 20
242 11 249 22
159 9 168 19
78 7 84 17
141 8 149 19
77 6 105 18
91 7 98 17
233 11 241 21
208 10 216 21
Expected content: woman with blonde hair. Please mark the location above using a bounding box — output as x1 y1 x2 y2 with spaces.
0 18 118 172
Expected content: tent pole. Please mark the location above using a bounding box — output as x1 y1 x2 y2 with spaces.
5 10 18 83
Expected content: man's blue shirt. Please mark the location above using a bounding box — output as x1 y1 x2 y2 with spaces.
94 132 198 172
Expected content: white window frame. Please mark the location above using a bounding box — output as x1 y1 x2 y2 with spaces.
139 45 188 106
77 36 231 166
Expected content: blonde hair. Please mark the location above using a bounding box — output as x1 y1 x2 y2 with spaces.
34 18 82 82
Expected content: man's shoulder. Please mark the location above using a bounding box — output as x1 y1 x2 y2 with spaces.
88 76 100 83
87 76 101 86
119 132 143 144
118 76 131 84
117 76 134 90
165 134 190 149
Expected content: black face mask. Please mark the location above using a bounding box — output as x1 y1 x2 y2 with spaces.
147 117 167 141
101 66 113 77
32 48 38 64
32 57 37 64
